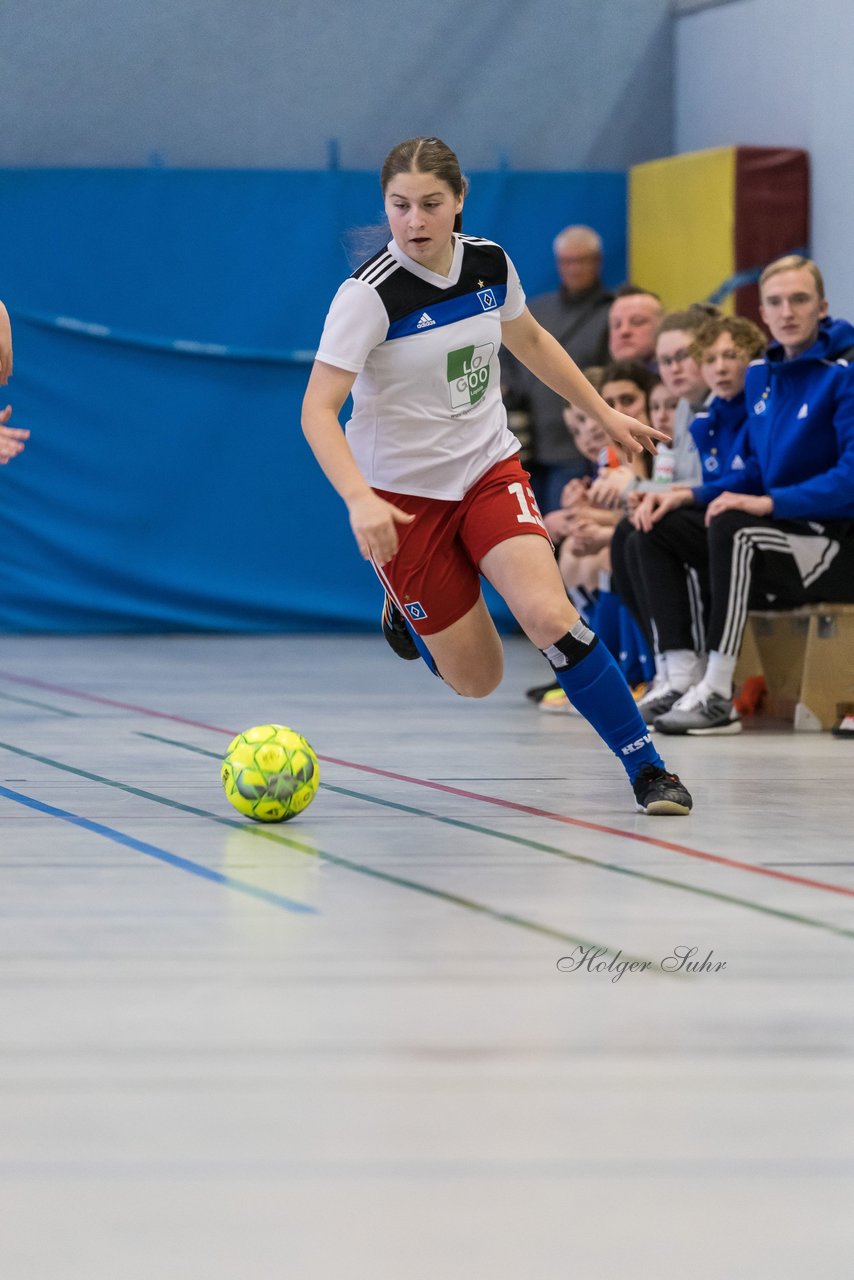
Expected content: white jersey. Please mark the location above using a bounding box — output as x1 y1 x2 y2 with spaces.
315 233 526 499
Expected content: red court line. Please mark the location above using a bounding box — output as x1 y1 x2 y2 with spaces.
2 668 853 901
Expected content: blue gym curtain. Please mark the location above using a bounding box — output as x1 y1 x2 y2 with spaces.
0 169 625 633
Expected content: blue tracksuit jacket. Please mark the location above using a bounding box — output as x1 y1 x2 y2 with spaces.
689 391 751 507
701 316 854 521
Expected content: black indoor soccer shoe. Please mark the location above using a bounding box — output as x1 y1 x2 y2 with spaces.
632 764 693 816
381 594 420 661
525 679 561 703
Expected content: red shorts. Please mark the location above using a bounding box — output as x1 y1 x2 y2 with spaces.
372 455 551 636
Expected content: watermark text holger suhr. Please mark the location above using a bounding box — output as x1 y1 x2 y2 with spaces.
557 945 726 982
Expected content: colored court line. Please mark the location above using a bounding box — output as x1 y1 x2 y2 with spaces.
0 783 316 916
317 754 854 901
0 738 649 964
1 668 852 901
0 690 80 717
140 732 854 944
0 672 231 733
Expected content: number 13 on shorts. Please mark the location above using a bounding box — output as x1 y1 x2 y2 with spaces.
507 481 546 530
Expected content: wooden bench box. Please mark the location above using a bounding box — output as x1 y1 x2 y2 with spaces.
737 604 854 731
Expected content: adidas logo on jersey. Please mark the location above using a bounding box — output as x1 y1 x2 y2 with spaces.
416 312 436 329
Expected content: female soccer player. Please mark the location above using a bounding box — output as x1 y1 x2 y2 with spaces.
301 137 692 814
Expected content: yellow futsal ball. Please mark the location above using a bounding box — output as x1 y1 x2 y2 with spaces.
221 724 320 823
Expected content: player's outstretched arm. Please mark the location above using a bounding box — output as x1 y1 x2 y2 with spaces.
301 360 414 565
0 302 12 387
501 308 666 457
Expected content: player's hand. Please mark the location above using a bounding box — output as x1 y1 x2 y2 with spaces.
0 405 29 463
600 405 667 457
347 491 415 565
705 491 773 527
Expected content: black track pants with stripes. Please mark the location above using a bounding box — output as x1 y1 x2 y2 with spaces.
630 507 712 653
707 510 854 656
610 517 655 648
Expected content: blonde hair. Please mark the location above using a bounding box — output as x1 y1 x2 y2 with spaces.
759 255 825 300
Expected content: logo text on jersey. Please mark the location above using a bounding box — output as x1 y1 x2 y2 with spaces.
404 601 428 621
447 343 494 411
416 312 436 329
477 288 497 311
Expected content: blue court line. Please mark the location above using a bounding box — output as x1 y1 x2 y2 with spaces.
0 784 317 917
0 737 660 964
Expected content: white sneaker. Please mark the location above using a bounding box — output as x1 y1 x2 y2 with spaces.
655 683 741 736
636 682 684 723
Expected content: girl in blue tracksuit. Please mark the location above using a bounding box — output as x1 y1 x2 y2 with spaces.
655 284 854 735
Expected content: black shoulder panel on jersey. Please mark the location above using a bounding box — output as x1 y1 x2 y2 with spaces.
351 248 397 283
457 240 509 290
369 239 511 325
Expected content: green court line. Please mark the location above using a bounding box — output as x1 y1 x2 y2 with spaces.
0 690 80 717
0 736 649 965
140 732 854 945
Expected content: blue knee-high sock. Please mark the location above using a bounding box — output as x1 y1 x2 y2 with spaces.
542 622 665 781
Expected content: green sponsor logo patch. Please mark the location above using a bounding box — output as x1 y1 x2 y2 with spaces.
447 343 494 410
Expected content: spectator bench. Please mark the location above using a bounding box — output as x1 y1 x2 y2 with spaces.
736 603 854 731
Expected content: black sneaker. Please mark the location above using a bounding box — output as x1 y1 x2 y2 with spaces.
525 680 560 703
632 764 693 815
381 594 420 661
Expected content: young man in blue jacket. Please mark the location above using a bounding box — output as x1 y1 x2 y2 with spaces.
655 255 854 734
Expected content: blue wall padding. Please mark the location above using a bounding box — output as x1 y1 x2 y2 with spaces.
0 169 625 633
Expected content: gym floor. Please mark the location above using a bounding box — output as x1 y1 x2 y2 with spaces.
1 633 852 1278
